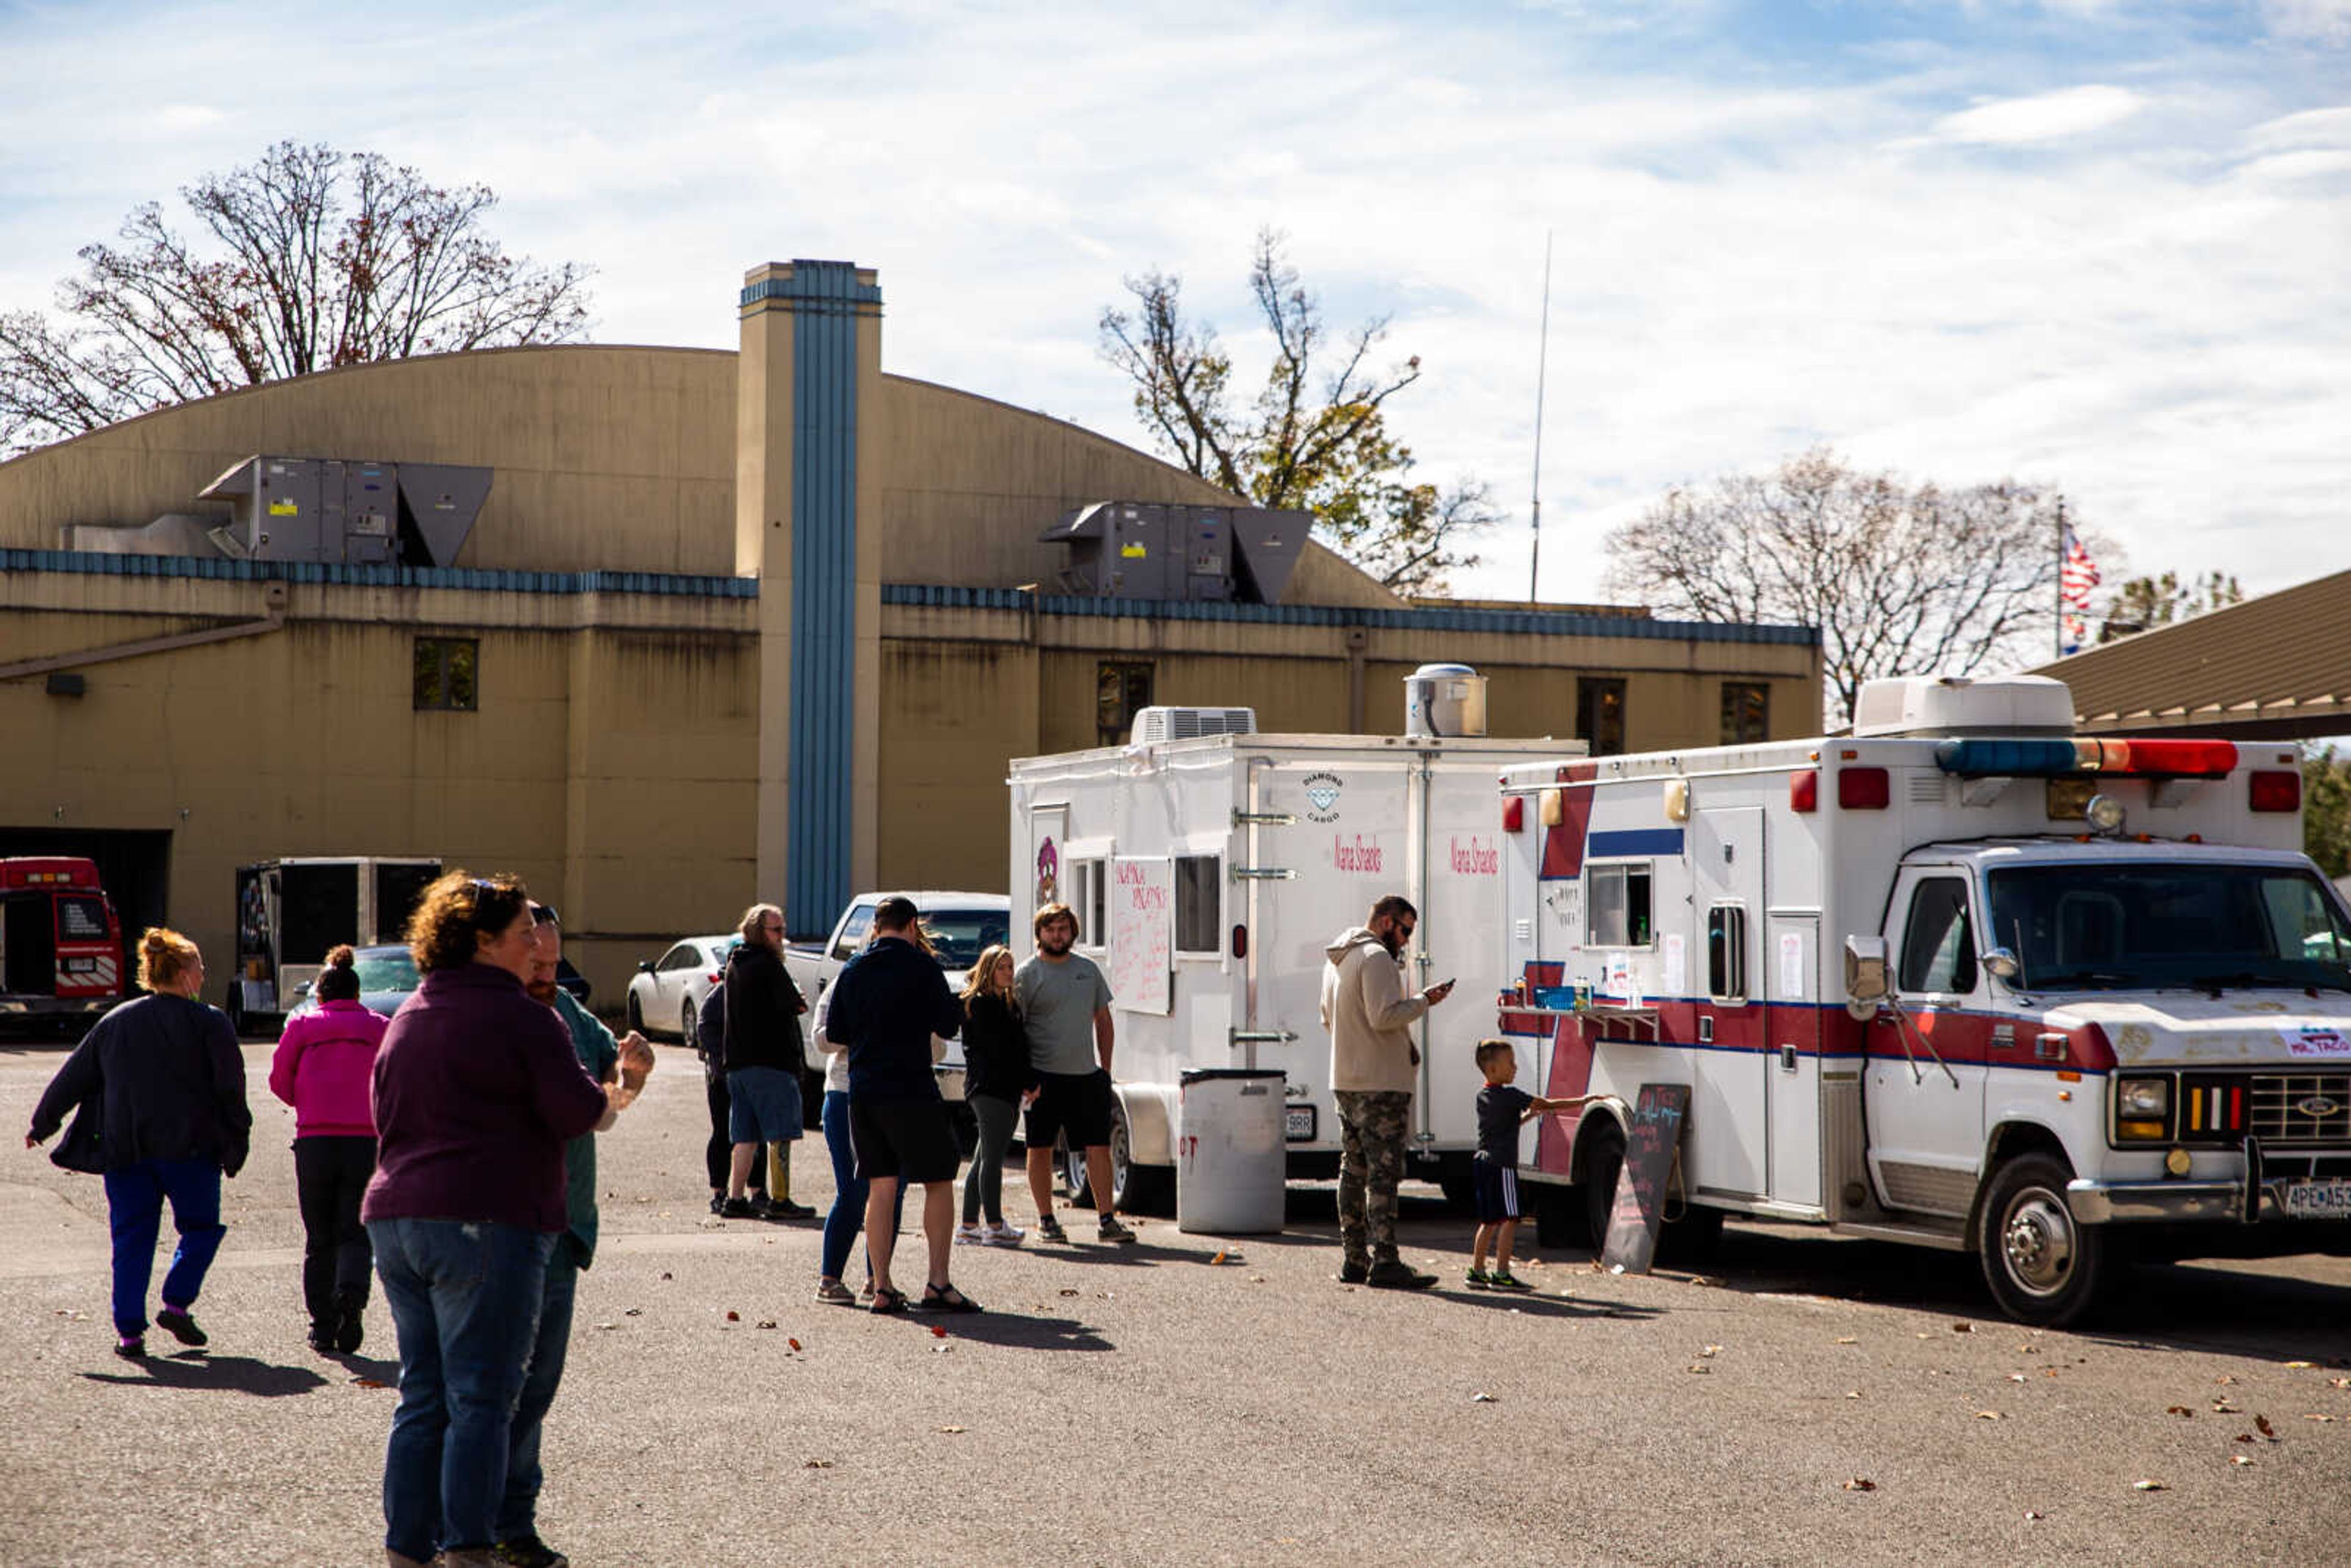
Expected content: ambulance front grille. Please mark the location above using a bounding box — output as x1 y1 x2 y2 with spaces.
2249 1072 2351 1146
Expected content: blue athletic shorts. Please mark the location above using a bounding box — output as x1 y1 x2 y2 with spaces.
1473 1156 1521 1223
726 1066 804 1144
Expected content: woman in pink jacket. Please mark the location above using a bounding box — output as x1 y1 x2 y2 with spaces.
269 945 391 1352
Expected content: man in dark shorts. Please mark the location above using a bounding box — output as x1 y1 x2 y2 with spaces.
1016 902 1136 1245
823 896 979 1313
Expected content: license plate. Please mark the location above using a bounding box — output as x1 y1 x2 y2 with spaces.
1285 1104 1317 1142
2282 1177 2351 1220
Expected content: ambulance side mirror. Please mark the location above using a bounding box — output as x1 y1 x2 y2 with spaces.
1980 947 2021 980
1843 935 1889 1022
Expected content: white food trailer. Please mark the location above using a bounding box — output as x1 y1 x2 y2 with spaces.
1496 674 2351 1324
1007 668 1578 1209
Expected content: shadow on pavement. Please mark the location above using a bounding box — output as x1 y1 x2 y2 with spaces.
79 1351 332 1397
899 1311 1112 1352
1431 1289 1662 1322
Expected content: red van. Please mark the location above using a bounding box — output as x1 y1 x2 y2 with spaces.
0 857 124 1035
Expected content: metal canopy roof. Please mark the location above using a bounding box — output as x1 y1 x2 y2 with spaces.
2030 565 2351 739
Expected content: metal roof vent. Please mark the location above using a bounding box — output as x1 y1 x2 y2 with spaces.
1129 706 1257 746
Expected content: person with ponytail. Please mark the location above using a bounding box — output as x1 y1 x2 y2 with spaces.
25 926 252 1360
269 944 391 1352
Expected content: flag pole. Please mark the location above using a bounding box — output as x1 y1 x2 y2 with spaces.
2054 495 2066 661
1528 230 1553 604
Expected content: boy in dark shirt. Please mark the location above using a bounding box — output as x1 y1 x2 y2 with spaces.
1467 1038 1584 1291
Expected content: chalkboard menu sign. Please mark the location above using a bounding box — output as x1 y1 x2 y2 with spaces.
1600 1082 1691 1275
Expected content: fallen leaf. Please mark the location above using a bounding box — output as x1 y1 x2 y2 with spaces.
594 1322 618 1331
756 1320 777 1330
1059 1288 1080 1297
1845 1391 1861 1400
2009 1374 2029 1384
725 1310 740 1322
930 1325 948 1339
1834 1337 1858 1346
2022 1510 2044 1521
1843 1478 1877 1492
1975 1411 2003 1420
2285 1360 2315 1369
2213 1401 2241 1414
1916 1332 1933 1340
2167 1406 2194 1417
2303 1414 2336 1423
1211 1251 1228 1264
2330 1378 2351 1390
2231 1455 2255 1467
1952 1322 1976 1334
1699 1345 1722 1358
1471 1392 1498 1403
352 1376 392 1389
803 1460 833 1469
2255 1415 2277 1439
1686 1364 1711 1375
659 1272 673 1281
2018 1344 2040 1355
2235 1433 2257 1444
2216 1375 2238 1385
1250 1275 1266 1283
937 1425 965 1434
623 1307 642 1317
787 1338 802 1351
2132 1480 2168 1492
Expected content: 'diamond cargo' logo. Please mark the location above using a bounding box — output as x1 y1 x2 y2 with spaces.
1302 771 1343 823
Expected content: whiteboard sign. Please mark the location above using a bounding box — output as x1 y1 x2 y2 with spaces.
1109 857 1174 1016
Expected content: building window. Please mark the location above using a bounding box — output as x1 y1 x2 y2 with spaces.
1098 661 1153 746
1720 682 1769 745
413 637 478 711
1577 677 1625 757
1175 854 1221 955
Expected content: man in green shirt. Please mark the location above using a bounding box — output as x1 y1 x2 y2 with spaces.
498 905 653 1568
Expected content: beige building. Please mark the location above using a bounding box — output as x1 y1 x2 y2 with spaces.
0 259 1820 1010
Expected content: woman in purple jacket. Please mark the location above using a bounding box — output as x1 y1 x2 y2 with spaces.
269 944 390 1353
362 872 633 1568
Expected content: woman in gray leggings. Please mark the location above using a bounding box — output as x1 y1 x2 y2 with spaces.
955 945 1034 1245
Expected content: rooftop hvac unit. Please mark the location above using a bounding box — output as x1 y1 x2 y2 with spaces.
1130 706 1258 746
1849 675 2075 738
195 456 492 568
1040 502 1310 605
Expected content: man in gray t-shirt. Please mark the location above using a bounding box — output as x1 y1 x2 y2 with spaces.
1013 902 1136 1245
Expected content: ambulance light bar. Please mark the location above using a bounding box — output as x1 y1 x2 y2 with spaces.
1935 737 2239 779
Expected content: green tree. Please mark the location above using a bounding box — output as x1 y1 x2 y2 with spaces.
2096 570 2244 642
0 140 592 457
1097 229 1493 596
2304 745 2351 880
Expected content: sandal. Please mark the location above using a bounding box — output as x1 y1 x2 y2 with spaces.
869 1286 910 1315
814 1278 855 1305
915 1283 983 1314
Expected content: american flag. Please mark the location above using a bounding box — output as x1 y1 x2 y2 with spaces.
2060 525 2101 655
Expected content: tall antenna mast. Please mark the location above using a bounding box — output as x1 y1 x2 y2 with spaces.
1528 230 1554 603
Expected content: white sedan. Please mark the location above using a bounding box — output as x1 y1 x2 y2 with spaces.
625 933 736 1043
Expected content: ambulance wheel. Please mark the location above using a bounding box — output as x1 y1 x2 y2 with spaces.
1581 1123 1625 1250
1534 1183 1584 1250
1656 1204 1725 1266
1976 1152 2108 1328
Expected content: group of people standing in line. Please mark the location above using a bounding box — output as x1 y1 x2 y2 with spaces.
695 895 1140 1318
24 877 1517 1567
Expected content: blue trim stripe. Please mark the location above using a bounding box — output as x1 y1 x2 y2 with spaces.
1588 828 1685 857
880 582 1817 646
782 261 865 928
1 548 754 599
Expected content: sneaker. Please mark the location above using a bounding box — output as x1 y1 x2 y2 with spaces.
114 1335 146 1360
307 1321 337 1353
982 1221 1026 1246
154 1307 208 1346
1488 1271 1532 1292
336 1311 366 1354
1337 1258 1369 1285
1097 1216 1138 1245
708 1193 726 1217
1035 1213 1068 1243
1364 1258 1438 1291
718 1197 756 1219
749 1195 809 1220
492 1536 569 1568
1463 1267 1492 1291
954 1223 986 1246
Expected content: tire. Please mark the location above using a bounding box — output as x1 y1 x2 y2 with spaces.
1534 1180 1584 1250
1976 1152 2110 1328
1656 1203 1725 1266
626 992 645 1036
680 999 697 1050
1582 1121 1625 1248
1057 1131 1089 1206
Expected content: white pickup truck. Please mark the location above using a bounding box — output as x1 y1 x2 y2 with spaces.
784 891 1013 1104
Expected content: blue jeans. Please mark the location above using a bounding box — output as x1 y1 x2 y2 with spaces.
103 1157 225 1338
820 1091 903 1281
499 1237 582 1542
369 1217 553 1559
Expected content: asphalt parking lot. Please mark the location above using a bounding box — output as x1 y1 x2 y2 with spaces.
6 1038 2351 1567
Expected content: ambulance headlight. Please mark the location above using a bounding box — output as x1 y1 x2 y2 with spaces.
2116 1075 2170 1141
2084 794 2127 835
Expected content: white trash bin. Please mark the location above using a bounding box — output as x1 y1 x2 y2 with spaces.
1177 1068 1287 1234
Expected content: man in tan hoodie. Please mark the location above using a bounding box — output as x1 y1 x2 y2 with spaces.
1320 895 1454 1289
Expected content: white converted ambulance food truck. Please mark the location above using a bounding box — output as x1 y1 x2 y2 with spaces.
1007 670 1577 1210
1497 675 2351 1324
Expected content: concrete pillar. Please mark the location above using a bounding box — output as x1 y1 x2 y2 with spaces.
735 260 883 936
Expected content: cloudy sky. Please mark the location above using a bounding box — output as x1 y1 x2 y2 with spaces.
1 0 2344 611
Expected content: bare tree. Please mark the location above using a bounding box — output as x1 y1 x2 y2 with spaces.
1099 228 1490 596
1604 448 2074 728
0 141 592 456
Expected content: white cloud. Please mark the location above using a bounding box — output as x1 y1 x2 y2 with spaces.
1930 84 2148 144
2262 0 2351 44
